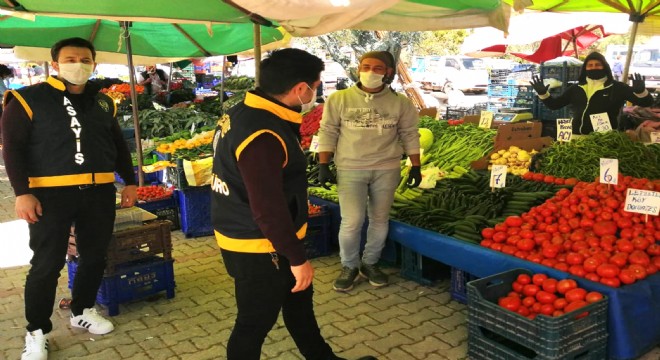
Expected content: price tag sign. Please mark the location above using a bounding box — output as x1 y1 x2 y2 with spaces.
479 111 493 129
624 189 660 216
309 135 320 153
590 112 612 133
651 132 660 143
490 165 507 188
599 158 618 185
556 118 573 142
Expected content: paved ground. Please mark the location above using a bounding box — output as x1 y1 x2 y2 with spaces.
0 158 658 360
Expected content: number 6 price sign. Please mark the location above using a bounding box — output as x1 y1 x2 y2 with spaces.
599 158 618 185
556 118 572 142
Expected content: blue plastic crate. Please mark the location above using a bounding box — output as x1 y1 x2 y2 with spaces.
176 186 213 237
399 245 446 286
136 196 180 231
450 267 479 304
467 268 608 360
67 256 175 316
305 209 332 259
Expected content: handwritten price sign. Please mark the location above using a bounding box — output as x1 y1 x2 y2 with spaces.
624 189 660 216
556 118 572 142
590 112 612 133
490 165 507 188
599 158 618 185
309 135 320 153
479 111 493 129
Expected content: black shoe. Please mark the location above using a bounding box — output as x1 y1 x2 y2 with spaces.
333 266 359 292
359 263 388 287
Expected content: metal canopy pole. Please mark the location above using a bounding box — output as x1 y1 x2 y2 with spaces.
122 21 144 187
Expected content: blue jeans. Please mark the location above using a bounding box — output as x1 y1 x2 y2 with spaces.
336 169 401 269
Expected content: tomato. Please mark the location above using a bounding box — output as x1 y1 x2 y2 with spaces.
480 239 493 247
552 298 567 311
522 172 535 181
649 244 660 257
585 273 600 282
543 175 555 184
616 239 634 253
618 269 637 285
522 296 536 308
532 274 548 286
498 296 521 312
645 264 658 275
600 276 621 288
609 253 628 268
564 178 578 186
541 278 558 293
554 262 570 272
539 303 555 316
569 265 587 277
564 300 589 316
481 227 495 239
564 288 587 303
511 281 524 293
505 216 524 228
592 221 617 237
556 279 578 294
531 302 542 314
522 284 540 297
628 250 650 266
516 274 532 285
517 306 530 317
628 264 648 280
596 263 621 278
532 173 545 182
653 256 660 268
535 291 557 305
585 291 604 304
516 238 536 251
582 257 602 273
494 223 508 232
492 231 507 243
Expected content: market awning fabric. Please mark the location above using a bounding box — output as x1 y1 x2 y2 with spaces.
0 16 286 64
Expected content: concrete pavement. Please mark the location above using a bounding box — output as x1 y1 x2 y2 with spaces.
1 159 658 360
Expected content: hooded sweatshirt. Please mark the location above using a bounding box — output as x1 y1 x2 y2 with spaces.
317 84 420 170
539 52 653 134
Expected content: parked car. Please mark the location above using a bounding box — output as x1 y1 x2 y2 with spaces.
411 55 489 94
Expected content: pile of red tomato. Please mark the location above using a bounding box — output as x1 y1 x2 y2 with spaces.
498 272 604 320
481 175 660 287
522 171 578 187
447 118 465 126
136 185 174 201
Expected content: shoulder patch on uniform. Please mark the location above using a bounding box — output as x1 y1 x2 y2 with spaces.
98 98 110 112
218 114 231 137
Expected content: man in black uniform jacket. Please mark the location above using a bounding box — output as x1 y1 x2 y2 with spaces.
1 37 137 360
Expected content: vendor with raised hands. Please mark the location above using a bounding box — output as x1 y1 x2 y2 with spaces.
530 51 653 135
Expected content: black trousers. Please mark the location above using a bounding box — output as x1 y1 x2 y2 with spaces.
25 184 116 334
221 249 334 360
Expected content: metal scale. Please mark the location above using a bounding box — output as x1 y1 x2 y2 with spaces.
493 107 534 123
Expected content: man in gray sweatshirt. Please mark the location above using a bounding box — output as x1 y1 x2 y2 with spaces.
317 51 422 292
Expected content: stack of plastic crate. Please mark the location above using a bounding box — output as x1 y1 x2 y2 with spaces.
67 220 175 316
304 205 333 259
175 185 213 237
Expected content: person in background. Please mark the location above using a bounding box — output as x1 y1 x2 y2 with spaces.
210 48 377 360
138 64 168 95
317 51 422 292
530 51 653 135
0 64 13 112
611 55 623 81
1 37 137 360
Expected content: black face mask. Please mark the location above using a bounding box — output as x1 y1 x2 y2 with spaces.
586 69 608 80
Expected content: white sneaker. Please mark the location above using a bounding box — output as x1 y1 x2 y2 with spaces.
70 308 114 335
22 329 48 360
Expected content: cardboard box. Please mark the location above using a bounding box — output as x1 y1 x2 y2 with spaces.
494 121 542 143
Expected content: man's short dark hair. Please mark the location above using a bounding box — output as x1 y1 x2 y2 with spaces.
51 37 96 62
259 48 324 96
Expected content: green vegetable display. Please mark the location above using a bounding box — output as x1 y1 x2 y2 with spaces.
131 108 218 139
536 132 660 181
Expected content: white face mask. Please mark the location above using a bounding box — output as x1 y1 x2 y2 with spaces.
58 63 94 85
360 71 384 89
297 83 316 112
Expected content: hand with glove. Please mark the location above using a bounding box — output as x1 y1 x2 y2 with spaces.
318 163 336 190
406 166 422 188
630 73 646 94
530 75 549 96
